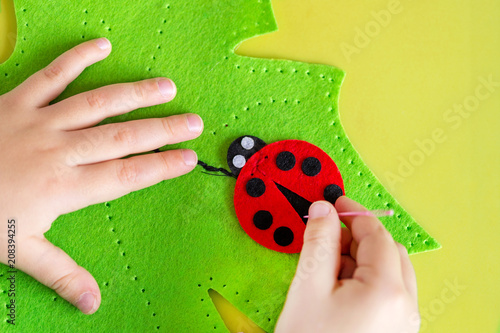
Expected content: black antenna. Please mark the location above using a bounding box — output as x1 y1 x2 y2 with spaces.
153 149 236 178
197 160 237 179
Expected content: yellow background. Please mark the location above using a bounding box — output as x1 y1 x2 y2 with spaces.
1 0 499 332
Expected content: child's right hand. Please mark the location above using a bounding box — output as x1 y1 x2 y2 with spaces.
0 38 203 314
275 197 420 333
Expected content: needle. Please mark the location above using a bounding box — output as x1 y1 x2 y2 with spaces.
304 209 394 219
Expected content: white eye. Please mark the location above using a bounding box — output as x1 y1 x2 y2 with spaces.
241 136 255 150
232 155 246 168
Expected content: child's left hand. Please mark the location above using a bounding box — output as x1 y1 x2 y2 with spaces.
0 38 203 314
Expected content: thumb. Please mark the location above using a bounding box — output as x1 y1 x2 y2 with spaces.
293 201 341 292
17 235 101 314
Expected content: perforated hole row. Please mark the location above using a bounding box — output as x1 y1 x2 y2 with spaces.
199 279 216 329
229 62 337 83
103 202 159 329
238 96 300 113
82 9 88 39
145 11 172 73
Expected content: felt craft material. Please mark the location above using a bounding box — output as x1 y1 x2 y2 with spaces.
0 0 440 331
233 139 345 253
227 135 267 177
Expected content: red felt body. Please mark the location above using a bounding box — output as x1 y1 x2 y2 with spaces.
234 140 345 253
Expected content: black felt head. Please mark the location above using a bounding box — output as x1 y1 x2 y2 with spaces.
227 135 267 177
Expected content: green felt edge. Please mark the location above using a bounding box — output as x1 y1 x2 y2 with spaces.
0 1 439 332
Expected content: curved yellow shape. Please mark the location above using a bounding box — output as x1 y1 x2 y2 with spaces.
0 0 16 64
209 289 266 333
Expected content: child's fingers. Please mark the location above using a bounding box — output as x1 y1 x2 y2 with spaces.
66 150 197 210
350 238 359 260
335 196 404 288
66 114 203 165
47 78 177 131
340 227 353 255
293 201 342 292
396 242 418 300
11 38 112 107
339 255 357 280
16 235 101 314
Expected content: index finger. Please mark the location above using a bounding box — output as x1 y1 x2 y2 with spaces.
10 38 112 107
335 196 404 287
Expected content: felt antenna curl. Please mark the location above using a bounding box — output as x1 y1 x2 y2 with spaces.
197 160 237 179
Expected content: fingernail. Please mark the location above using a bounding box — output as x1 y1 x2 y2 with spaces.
95 38 110 50
76 292 97 314
186 114 203 133
308 201 332 219
182 149 198 166
158 79 176 98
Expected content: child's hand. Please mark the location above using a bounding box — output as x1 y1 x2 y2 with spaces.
275 197 420 333
0 38 203 314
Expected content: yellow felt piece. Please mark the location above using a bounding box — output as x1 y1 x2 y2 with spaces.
209 289 266 333
0 0 16 63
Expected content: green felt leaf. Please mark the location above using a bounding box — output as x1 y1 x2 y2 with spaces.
0 0 439 331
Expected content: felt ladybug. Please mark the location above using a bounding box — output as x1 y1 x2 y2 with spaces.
226 136 345 254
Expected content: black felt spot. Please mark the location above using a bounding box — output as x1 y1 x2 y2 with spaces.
273 227 294 247
275 182 311 224
227 135 266 177
302 157 321 176
323 184 343 205
275 151 296 171
253 210 273 230
246 178 266 197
